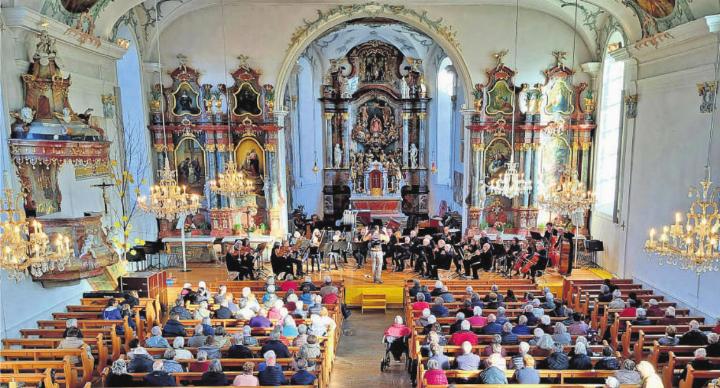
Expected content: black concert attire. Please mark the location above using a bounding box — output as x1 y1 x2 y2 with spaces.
308 238 321 273
492 242 507 272
225 250 242 278
479 249 493 272
393 240 409 272
463 242 480 278
531 248 549 280
238 251 256 280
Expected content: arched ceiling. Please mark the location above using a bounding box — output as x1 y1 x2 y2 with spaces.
86 0 653 59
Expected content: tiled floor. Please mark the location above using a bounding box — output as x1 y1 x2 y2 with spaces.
329 309 413 388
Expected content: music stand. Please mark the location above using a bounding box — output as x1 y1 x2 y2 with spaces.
585 240 604 266
529 231 543 241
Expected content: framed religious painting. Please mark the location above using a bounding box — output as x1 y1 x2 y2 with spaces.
543 78 574 116
538 133 572 194
235 137 265 194
232 82 262 117
484 137 511 184
170 81 201 117
485 80 515 116
174 136 206 195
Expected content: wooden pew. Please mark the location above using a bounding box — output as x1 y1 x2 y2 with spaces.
35 318 134 349
679 365 720 388
2 333 110 373
616 323 713 358
662 351 720 388
0 358 78 388
0 367 58 388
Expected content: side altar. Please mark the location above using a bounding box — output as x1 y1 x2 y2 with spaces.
148 55 283 238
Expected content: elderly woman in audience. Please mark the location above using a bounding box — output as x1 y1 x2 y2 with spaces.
215 300 233 319
291 358 317 385
187 324 207 347
262 285 278 307
418 308 432 327
267 299 284 320
232 362 258 387
646 298 663 317
619 299 638 318
569 342 593 370
194 300 211 320
189 350 210 372
531 298 545 318
470 292 484 308
615 359 642 385
466 306 486 328
537 315 554 334
172 337 193 360
706 333 720 356
449 313 465 334
200 359 228 386
480 352 509 384
170 298 193 320
145 326 170 348
199 335 222 359
636 360 663 388
144 360 176 387
502 322 520 345
161 349 183 373
658 306 678 325
313 307 337 335
608 289 625 309
249 308 272 328
236 299 255 320
567 313 590 335
632 308 652 326
429 343 450 369
258 350 287 386
456 341 481 371
450 319 478 345
532 334 555 357
514 354 541 384
424 359 449 385
495 306 509 325
261 328 291 358
240 287 260 311
385 315 411 341
106 359 134 387
513 315 532 335
213 285 228 304
552 322 572 345
281 314 299 337
62 318 82 338
545 343 569 370
411 293 430 311
430 297 449 318
200 317 216 336
57 327 93 364
299 334 322 362
127 341 153 372
598 284 613 302
293 324 309 347
543 293 556 310
162 313 186 337
658 325 680 346
482 314 503 334
595 346 620 370
680 347 716 387
529 328 544 346
241 325 258 346
308 294 324 316
212 326 231 347
195 281 210 303
228 334 254 359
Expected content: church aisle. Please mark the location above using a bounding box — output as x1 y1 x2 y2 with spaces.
330 309 412 388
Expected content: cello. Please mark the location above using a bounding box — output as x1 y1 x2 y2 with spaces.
557 236 572 274
520 252 539 274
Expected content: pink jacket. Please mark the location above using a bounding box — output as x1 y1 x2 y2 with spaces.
384 323 411 338
424 369 448 385
467 316 487 327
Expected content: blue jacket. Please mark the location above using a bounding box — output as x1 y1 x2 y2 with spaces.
501 332 519 345
512 324 531 335
291 370 316 385
201 324 215 336
258 365 287 386
515 367 541 384
170 305 193 320
260 340 291 359
145 335 170 348
127 354 154 373
103 307 122 320
143 370 176 386
162 319 187 337
214 307 232 319
162 359 184 373
430 305 449 318
482 322 503 335
480 366 508 384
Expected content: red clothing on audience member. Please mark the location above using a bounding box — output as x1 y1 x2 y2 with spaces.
449 330 479 346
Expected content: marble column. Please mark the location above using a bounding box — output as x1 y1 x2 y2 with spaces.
418 112 427 167
273 109 290 237
341 111 350 168
324 112 334 167
402 112 410 167
460 109 474 229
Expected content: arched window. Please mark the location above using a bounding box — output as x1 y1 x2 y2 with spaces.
436 57 456 186
595 33 625 219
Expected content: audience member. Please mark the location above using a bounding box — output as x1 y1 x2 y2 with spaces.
614 359 642 385
424 359 449 385
258 350 287 386
545 343 569 370
646 299 664 317
680 320 709 345
430 297 449 318
569 342 592 370
291 358 317 385
143 360 176 386
103 298 122 320
706 333 720 357
145 326 170 348
455 341 481 370
249 309 272 328
658 325 679 346
106 359 134 387
228 334 254 359
429 343 450 370
200 359 228 386
189 350 211 372
479 353 508 384
411 293 430 311
56 327 93 364
261 329 291 358
595 346 620 370
502 322 520 345
162 313 186 337
636 360 663 388
632 308 652 325
567 313 590 335
450 320 478 346
512 315 531 335
514 354 541 384
482 314 503 335
232 362 259 386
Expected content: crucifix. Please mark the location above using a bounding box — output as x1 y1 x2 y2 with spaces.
91 181 113 214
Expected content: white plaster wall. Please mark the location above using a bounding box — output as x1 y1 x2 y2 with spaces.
612 22 720 318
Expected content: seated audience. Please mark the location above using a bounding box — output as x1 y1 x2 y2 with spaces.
261 329 291 358
706 333 720 357
57 327 93 364
614 359 642 385
552 322 571 345
187 324 207 348
160 349 183 373
199 335 222 359
145 326 170 348
438 286 455 303
456 341 481 370
631 308 652 325
423 359 449 385
194 300 212 320
502 322 520 345
595 346 620 370
680 320 709 345
411 293 430 311
228 334 254 359
258 350 287 386
514 354 540 384
215 300 233 319
496 306 509 325
233 361 259 386
429 343 450 370
242 325 259 346
537 315 554 334
532 334 555 357
162 313 186 337
545 343 569 370
299 335 322 364
189 350 211 372
512 315 531 335
291 358 317 385
103 298 122 320
679 348 717 387
170 298 193 320
294 324 309 347
249 308 272 328
450 320 478 346
659 306 678 325
128 345 154 373
646 299 664 317
479 353 509 384
449 313 465 334
107 359 135 387
482 314 503 335
569 342 592 370
319 276 339 297
282 315 299 337
143 360 176 387
467 306 487 327
619 299 638 318
598 285 613 302
171 337 192 360
430 297 449 318
605 376 621 388
658 325 679 346
567 313 590 335
608 290 625 309
200 359 228 386
481 335 506 357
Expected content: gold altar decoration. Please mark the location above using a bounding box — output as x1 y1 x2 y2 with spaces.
209 162 254 198
138 157 200 220
645 168 720 273
0 175 72 281
537 171 594 216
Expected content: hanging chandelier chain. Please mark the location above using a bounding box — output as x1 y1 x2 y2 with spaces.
219 0 235 163
153 0 169 157
509 0 519 156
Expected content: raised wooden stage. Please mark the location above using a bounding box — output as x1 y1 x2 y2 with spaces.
163 260 612 309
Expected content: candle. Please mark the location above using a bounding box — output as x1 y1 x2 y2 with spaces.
675 212 682 224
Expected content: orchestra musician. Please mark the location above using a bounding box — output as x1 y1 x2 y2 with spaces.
543 222 557 241
461 236 481 279
506 237 521 270
226 240 254 280
272 240 303 278
392 236 411 272
530 241 549 281
308 229 323 272
491 235 506 272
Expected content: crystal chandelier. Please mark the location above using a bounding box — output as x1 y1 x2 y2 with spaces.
645 167 720 273
1 175 73 281
138 157 200 220
486 0 532 199
209 162 254 198
537 171 595 216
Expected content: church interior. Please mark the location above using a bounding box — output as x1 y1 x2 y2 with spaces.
1 0 720 387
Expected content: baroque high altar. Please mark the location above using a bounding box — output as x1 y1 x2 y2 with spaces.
320 40 430 221
466 51 596 231
147 55 281 237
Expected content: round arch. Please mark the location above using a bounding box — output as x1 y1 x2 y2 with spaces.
273 10 475 108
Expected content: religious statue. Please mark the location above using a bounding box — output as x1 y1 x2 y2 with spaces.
518 83 530 114
338 71 351 99
527 84 543 115
409 143 418 169
79 234 98 262
56 107 72 123
177 90 196 114
13 106 35 124
418 75 427 98
334 143 343 168
400 76 410 99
